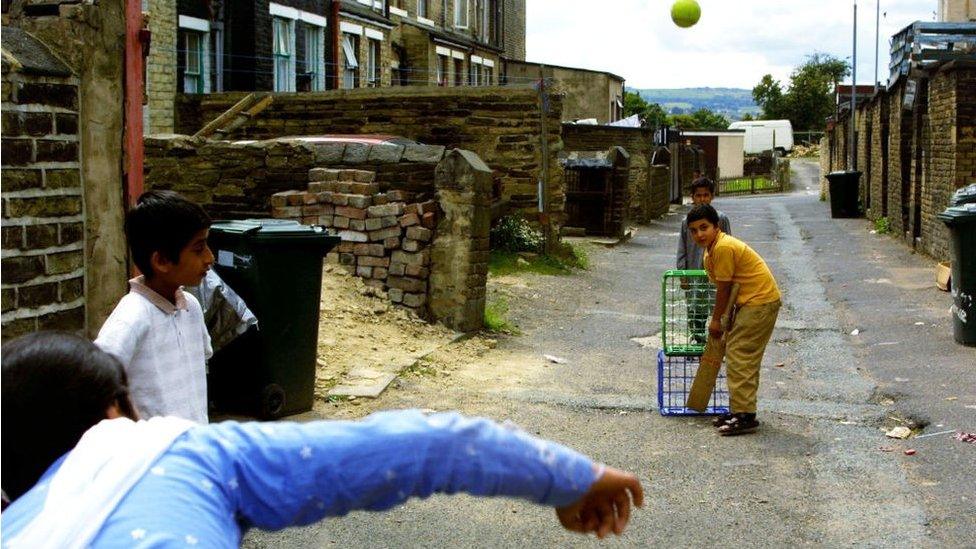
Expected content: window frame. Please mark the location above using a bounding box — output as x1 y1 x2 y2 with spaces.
304 24 326 91
417 0 428 18
342 32 361 89
366 38 381 87
272 16 296 92
454 0 468 29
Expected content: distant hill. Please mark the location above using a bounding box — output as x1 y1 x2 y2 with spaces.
632 87 761 121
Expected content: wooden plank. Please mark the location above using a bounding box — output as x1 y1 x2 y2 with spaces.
214 95 274 137
193 93 256 138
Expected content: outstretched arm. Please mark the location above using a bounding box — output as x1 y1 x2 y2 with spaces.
214 411 639 536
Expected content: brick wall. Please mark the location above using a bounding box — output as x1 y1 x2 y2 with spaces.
174 86 564 220
2 70 86 341
147 0 178 133
820 63 976 262
922 64 976 260
502 0 525 61
561 124 668 222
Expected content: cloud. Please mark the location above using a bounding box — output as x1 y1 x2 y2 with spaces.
526 0 935 89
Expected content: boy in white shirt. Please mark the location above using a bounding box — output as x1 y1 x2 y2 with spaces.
96 191 214 423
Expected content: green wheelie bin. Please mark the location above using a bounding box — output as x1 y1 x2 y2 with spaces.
207 219 340 418
937 199 976 347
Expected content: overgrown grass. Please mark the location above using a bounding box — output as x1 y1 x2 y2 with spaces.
874 216 891 235
488 241 590 277
484 297 518 334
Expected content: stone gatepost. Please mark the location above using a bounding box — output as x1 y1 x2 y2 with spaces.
429 150 492 332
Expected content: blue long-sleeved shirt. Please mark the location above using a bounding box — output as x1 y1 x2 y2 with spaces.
1 411 596 548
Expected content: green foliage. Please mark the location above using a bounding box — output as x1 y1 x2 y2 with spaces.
753 53 851 131
741 113 755 121
490 214 543 254
874 217 891 234
623 90 668 129
484 297 518 334
488 242 589 277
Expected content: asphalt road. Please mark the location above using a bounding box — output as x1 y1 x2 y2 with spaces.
245 160 974 548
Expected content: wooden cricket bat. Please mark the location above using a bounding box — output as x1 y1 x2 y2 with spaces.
686 283 740 412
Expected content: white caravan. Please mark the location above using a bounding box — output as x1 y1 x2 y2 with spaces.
727 120 794 154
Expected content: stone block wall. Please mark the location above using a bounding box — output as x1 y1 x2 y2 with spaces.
820 62 976 262
144 135 448 219
146 0 177 133
143 137 489 330
560 124 669 222
173 87 564 221
922 64 976 260
271 168 439 312
1 69 85 341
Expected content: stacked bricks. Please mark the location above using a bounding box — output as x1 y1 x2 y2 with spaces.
270 168 439 312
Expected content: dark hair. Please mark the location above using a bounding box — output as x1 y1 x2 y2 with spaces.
690 177 716 196
126 190 211 277
1 331 136 501
687 203 720 226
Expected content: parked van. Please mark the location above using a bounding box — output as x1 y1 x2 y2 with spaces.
727 119 794 154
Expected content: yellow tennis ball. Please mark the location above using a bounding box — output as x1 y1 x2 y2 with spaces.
671 0 701 28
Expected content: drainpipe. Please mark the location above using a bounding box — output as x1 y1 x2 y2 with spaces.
332 1 341 89
124 0 145 206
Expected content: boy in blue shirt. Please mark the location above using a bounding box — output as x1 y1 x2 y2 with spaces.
1 332 644 544
96 191 215 423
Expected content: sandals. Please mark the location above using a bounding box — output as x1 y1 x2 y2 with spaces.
716 413 759 436
712 413 733 427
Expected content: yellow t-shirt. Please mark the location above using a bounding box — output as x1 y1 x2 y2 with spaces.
703 232 781 306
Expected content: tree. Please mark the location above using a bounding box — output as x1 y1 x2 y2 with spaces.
741 113 755 121
751 53 850 131
689 108 730 130
622 90 669 129
752 74 787 120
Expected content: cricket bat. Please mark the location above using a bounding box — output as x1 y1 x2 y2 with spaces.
686 283 739 412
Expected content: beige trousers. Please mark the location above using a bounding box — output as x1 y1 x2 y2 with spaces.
721 300 781 413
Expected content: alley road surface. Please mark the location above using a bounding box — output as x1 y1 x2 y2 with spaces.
246 160 974 548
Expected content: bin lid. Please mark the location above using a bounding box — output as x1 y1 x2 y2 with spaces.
825 170 862 181
937 203 976 225
949 183 976 207
210 219 340 244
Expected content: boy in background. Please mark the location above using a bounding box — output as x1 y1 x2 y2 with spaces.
96 190 214 423
676 178 731 343
686 204 781 435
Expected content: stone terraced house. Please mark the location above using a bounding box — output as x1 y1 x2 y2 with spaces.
144 0 526 133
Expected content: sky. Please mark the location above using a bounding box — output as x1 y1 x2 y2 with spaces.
526 0 938 90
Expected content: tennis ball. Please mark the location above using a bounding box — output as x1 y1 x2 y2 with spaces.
671 0 701 28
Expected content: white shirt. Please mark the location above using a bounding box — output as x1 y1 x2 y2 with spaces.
95 277 212 424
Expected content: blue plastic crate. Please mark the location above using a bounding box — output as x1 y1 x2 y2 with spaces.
656 349 729 416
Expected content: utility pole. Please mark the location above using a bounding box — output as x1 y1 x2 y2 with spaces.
850 0 858 171
874 0 880 95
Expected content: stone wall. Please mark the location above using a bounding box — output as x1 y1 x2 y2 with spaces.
821 61 976 262
561 124 668 222
922 63 976 260
2 52 85 341
8 1 130 336
144 135 447 219
143 137 489 330
146 0 177 133
173 86 564 222
502 0 526 61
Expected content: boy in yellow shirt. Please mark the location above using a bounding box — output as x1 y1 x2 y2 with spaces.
686 204 781 435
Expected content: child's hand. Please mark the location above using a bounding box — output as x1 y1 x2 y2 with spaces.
555 465 644 538
708 319 724 339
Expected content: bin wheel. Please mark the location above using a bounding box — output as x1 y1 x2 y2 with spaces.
260 384 286 419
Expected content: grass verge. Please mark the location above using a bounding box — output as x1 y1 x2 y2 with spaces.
488 241 590 277
484 297 518 334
